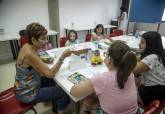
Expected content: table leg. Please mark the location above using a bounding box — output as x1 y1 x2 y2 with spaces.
75 101 80 114
14 40 19 57
9 40 19 60
65 29 68 36
105 28 108 34
55 34 58 47
10 40 16 59
87 30 90 34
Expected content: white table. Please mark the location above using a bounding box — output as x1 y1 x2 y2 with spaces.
64 24 117 36
48 35 165 99
110 35 165 49
0 30 58 59
47 35 165 113
47 42 107 101
47 42 108 114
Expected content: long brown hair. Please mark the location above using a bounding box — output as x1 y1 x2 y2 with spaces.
108 41 137 89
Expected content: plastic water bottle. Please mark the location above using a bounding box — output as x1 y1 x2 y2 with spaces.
86 48 92 65
135 32 139 38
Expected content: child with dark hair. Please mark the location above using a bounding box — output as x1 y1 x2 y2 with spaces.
70 41 138 114
91 24 109 41
133 31 165 106
65 29 79 46
91 24 113 42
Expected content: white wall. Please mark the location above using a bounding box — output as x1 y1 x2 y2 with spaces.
0 0 49 34
0 0 49 61
59 0 121 37
0 0 122 61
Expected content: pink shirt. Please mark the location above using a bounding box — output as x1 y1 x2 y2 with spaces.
90 71 137 114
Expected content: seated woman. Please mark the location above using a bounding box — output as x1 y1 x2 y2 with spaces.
15 22 73 114
133 31 165 106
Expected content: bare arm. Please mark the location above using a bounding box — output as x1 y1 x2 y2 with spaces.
28 50 72 78
133 61 150 76
70 79 95 98
91 33 99 41
72 49 88 56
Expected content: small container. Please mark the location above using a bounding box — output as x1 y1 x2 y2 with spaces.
135 32 139 38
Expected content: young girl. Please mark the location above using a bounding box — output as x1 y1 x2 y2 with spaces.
65 29 79 46
91 24 105 41
70 41 138 114
91 24 113 42
133 31 165 106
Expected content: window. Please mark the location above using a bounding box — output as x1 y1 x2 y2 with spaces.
162 9 165 21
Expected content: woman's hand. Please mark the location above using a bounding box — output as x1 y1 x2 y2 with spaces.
61 49 72 59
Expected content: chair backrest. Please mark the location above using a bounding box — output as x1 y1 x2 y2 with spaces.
142 100 160 114
85 34 92 42
19 29 28 47
20 35 29 47
110 29 123 37
60 37 67 47
155 99 165 113
0 87 36 114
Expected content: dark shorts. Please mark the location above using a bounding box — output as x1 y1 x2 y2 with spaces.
138 85 165 106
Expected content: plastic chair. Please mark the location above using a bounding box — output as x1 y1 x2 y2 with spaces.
138 100 160 114
60 37 67 47
85 34 92 42
20 36 29 47
155 99 165 114
19 30 28 47
109 29 123 37
0 87 37 114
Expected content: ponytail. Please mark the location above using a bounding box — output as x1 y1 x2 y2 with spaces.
116 51 137 89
